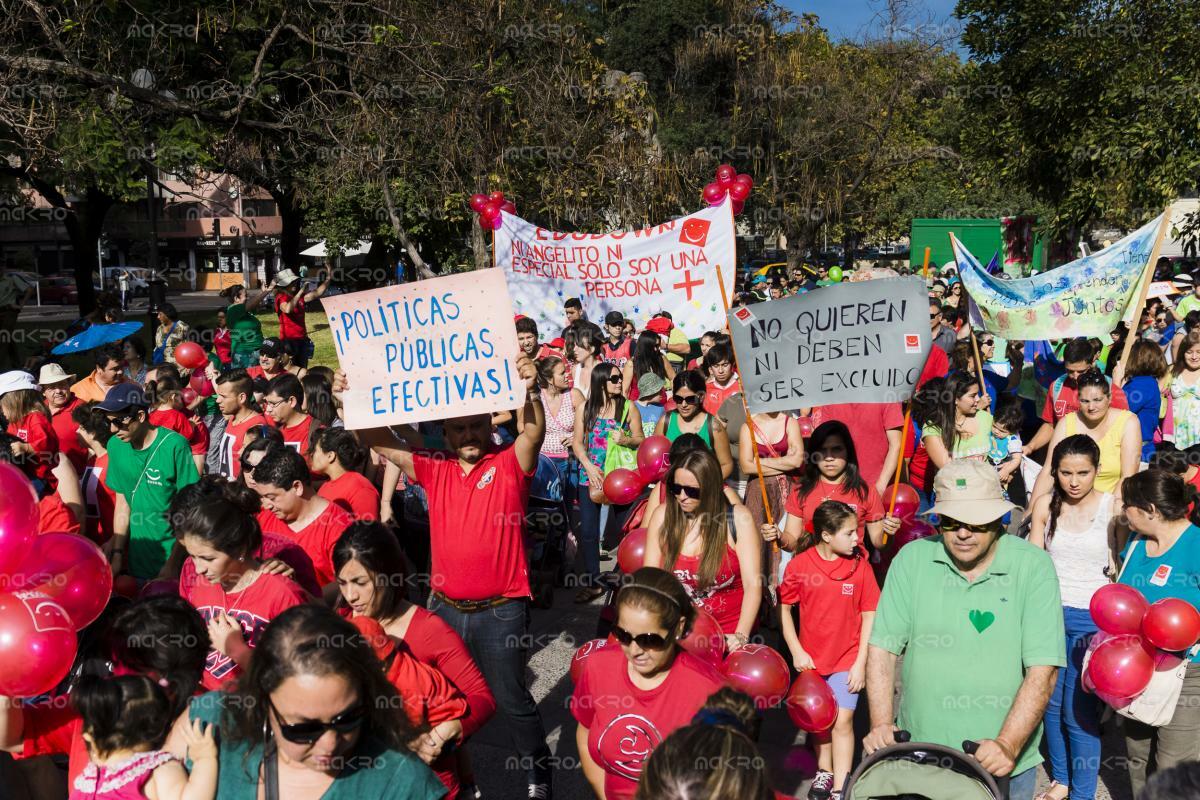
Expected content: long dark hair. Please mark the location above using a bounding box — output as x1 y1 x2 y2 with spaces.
1046 434 1101 545
581 361 626 434
922 371 979 455
660 448 729 589
632 331 668 382
332 522 411 620
224 604 415 751
302 373 338 427
105 596 208 721
797 421 867 502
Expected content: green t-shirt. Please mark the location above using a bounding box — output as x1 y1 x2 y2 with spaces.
1175 293 1200 321
106 427 199 578
869 535 1066 775
188 692 447 800
225 302 264 353
922 410 994 460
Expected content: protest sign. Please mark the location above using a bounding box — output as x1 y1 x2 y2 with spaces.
730 278 932 412
956 214 1166 339
494 199 737 337
322 269 523 429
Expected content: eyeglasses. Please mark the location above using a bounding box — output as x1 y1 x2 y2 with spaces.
263 397 284 407
667 481 701 500
611 624 673 651
269 700 367 745
937 519 998 535
672 394 699 405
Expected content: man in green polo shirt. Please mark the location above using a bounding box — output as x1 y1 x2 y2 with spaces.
864 460 1065 800
100 383 200 579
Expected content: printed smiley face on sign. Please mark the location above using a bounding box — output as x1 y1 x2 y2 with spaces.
679 218 711 248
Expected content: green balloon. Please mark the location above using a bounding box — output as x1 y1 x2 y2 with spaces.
828 266 843 282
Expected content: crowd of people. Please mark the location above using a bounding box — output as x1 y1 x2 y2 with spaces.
0 258 1199 800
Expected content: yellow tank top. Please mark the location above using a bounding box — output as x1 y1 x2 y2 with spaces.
1064 409 1133 493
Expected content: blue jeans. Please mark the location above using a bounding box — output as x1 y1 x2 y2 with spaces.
1007 766 1037 800
429 595 551 780
1043 606 1101 800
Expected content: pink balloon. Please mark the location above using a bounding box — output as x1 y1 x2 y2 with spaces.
0 591 77 697
702 182 725 204
570 637 615 683
603 468 643 505
0 463 38 578
887 483 920 523
9 533 112 630
1095 688 1136 709
1089 634 1154 700
1081 668 1096 693
797 417 814 437
616 528 648 574
734 173 754 190
636 435 672 483
728 182 750 202
189 370 214 398
492 215 502 231
1142 598 1200 652
715 164 736 184
723 644 790 709
786 671 839 732
469 193 489 212
180 387 198 406
1090 583 1149 636
680 607 724 666
173 341 208 370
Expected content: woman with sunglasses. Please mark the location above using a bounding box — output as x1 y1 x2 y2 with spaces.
186 604 446 799
644 447 762 644
654 370 734 479
571 361 644 603
572 567 725 800
237 425 284 490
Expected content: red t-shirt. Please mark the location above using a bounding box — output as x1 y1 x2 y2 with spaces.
51 397 88 473
779 546 880 674
275 293 307 340
276 414 315 456
217 412 270 479
784 480 884 536
80 453 117 544
571 647 725 800
257 500 353 585
184 571 308 690
149 408 208 457
16 703 88 784
1040 379 1128 425
213 328 232 365
812 403 904 489
403 607 497 737
919 346 949 387
601 337 633 369
180 530 321 598
412 445 533 601
317 471 380 522
703 378 741 416
39 493 80 535
9 411 57 488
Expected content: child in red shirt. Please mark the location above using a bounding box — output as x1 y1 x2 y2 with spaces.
313 427 380 521
0 375 59 491
148 373 208 473
779 500 880 796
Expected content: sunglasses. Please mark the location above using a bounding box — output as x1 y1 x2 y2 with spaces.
667 481 701 500
672 394 699 405
980 339 995 346
105 414 133 429
611 624 673 651
606 374 622 383
937 519 997 535
930 311 942 319
270 700 367 745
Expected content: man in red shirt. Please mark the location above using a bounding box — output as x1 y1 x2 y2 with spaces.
1026 337 1127 454
357 354 553 797
251 445 353 594
268 267 331 368
702 342 740 415
40 363 88 473
211 368 269 480
313 427 379 521
263 373 315 455
516 316 562 362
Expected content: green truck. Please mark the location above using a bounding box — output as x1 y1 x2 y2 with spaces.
910 217 1047 278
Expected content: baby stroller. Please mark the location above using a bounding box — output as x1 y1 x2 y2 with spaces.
526 455 573 608
842 732 1006 800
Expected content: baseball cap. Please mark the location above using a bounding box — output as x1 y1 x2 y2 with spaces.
645 317 673 336
924 459 1017 526
0 371 38 397
96 382 150 413
260 337 284 357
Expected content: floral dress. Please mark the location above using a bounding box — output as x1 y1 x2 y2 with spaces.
1170 374 1200 450
577 416 621 486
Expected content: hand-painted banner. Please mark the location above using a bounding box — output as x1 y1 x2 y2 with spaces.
493 199 737 338
323 269 522 429
729 277 932 412
956 215 1164 339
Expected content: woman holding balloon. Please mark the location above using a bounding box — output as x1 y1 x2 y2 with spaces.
1113 469 1200 796
1028 435 1117 800
572 567 725 800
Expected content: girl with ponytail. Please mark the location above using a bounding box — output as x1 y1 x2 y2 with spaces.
1028 434 1115 800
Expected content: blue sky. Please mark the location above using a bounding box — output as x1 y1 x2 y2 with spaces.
780 0 964 49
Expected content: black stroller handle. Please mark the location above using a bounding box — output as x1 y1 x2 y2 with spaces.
961 740 1010 796
894 729 912 743
962 739 979 755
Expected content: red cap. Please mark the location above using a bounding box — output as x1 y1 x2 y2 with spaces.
514 314 528 322
645 317 673 336
549 337 565 349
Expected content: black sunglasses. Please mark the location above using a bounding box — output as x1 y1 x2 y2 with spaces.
270 700 367 745
611 624 673 651
980 339 995 346
930 311 942 319
606 373 623 383
672 394 699 405
667 481 701 500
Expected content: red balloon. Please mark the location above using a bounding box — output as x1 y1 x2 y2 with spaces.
636 435 672 483
616 528 648 574
189 370 214 398
703 182 726 204
492 215 503 231
139 579 179 600
1089 634 1154 700
731 199 745 216
112 575 139 599
1090 583 1149 636
570 638 615 683
10 533 112 630
173 341 208 370
603 468 643 505
469 193 489 212
0 463 38 578
728 182 751 202
1095 687 1136 709
734 173 754 189
894 519 936 549
680 607 724 665
487 191 505 204
480 203 501 222
785 670 839 732
715 164 736 184
723 644 790 709
1142 598 1200 652
0 591 77 697
478 215 494 231
180 387 198 405
887 483 920 522
797 417 814 437
500 200 517 214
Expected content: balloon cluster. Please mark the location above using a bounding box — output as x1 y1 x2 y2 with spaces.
469 191 517 231
1084 584 1200 707
702 165 753 216
603 435 672 507
0 463 111 697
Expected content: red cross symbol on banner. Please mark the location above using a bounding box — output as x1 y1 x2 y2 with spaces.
673 269 705 301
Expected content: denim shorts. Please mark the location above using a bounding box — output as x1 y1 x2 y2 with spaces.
824 670 859 711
